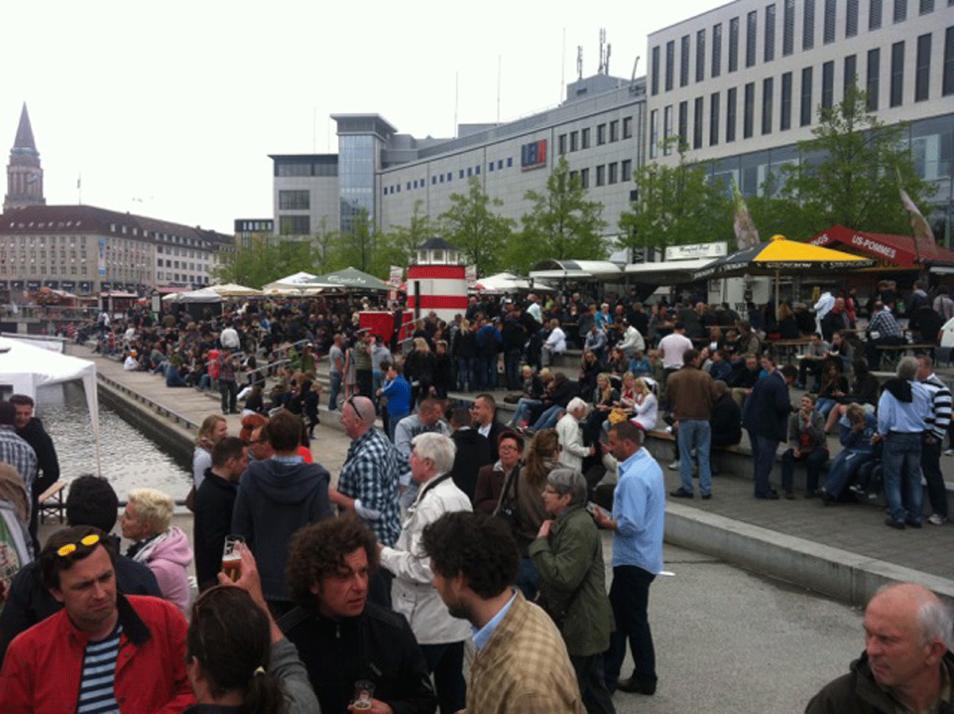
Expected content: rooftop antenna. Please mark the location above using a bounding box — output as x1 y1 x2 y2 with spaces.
560 27 566 102
496 56 501 124
576 46 583 81
454 71 459 138
631 55 641 83
605 42 612 75
598 28 606 74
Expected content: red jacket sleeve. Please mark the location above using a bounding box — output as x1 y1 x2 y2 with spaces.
0 636 36 714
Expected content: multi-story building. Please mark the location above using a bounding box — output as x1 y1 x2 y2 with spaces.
646 0 954 241
270 73 647 246
234 218 274 248
4 103 45 212
0 204 231 294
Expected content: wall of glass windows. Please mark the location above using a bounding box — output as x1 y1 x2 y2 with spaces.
338 135 376 233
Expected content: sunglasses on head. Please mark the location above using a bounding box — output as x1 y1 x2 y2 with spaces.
56 533 101 558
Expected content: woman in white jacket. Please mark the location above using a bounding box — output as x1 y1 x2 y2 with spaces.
555 397 594 472
379 432 472 713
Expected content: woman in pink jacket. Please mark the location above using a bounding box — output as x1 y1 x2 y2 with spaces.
122 487 194 614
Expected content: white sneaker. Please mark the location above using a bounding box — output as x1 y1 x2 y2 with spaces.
928 514 947 526
944 448 954 457
668 460 680 470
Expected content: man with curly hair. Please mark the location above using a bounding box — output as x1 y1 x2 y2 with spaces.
278 516 436 714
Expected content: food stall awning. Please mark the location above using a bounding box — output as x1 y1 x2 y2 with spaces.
625 258 718 283
808 225 954 268
529 260 623 280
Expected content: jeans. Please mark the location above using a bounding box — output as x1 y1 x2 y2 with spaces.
815 398 838 419
824 449 874 499
219 380 237 413
604 565 656 689
328 372 342 410
921 435 947 518
542 347 564 367
531 404 563 431
515 556 539 600
504 349 522 389
420 641 466 714
678 420 711 495
570 654 616 714
198 374 211 391
751 432 780 497
798 358 823 389
509 398 542 427
476 354 496 389
456 357 475 392
357 369 373 399
881 431 924 524
781 448 828 494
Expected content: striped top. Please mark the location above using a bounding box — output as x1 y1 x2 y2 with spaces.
922 374 953 440
76 625 122 714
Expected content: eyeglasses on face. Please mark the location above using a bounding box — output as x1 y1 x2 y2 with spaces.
57 533 101 557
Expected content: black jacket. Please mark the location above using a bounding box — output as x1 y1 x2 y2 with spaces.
743 371 792 442
0 546 160 663
449 428 493 500
805 651 954 714
280 602 437 714
501 319 527 351
711 393 742 447
479 419 507 462
194 468 238 590
231 458 332 602
16 417 59 498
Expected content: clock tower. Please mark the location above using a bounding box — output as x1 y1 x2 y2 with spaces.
4 103 45 211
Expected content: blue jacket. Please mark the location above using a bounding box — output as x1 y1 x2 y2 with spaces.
381 375 412 418
742 370 791 442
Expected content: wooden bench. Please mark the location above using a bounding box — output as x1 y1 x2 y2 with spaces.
37 480 68 525
876 343 936 370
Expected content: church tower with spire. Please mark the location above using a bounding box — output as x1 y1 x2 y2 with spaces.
4 103 45 211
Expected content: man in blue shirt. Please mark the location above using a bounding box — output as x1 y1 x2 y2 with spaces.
594 420 665 697
378 361 412 442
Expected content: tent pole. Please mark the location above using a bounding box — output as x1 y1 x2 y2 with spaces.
775 270 781 321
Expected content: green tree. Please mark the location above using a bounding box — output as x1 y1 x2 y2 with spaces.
377 201 436 270
439 177 514 276
769 85 933 236
618 141 734 258
512 158 607 273
322 209 380 274
213 237 319 288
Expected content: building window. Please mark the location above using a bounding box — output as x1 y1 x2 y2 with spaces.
621 159 632 181
743 82 755 138
665 40 675 90
844 54 858 97
597 124 607 145
765 4 776 62
507 157 513 167
278 190 309 210
622 116 633 139
608 162 619 184
664 105 674 154
680 35 690 86
710 92 721 146
467 167 472 177
920 0 934 12
915 33 932 101
945 27 954 96
727 87 738 142
694 96 704 148
651 45 660 95
475 165 480 175
558 134 567 155
581 127 591 148
570 131 579 151
609 120 619 142
894 0 907 22
650 109 659 158
867 47 881 108
801 66 814 125
824 0 837 43
496 161 501 171
804 0 816 49
678 101 688 145
890 40 905 106
580 168 590 188
870 0 883 29
746 11 758 67
729 17 740 72
846 0 859 35
279 216 310 235
596 165 605 186
762 77 774 134
712 23 723 77
696 29 706 81
783 0 795 54
822 60 835 108
781 72 793 129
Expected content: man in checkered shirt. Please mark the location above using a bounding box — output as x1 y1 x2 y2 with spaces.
865 301 905 369
0 402 37 506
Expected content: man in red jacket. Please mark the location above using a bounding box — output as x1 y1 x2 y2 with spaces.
0 526 194 713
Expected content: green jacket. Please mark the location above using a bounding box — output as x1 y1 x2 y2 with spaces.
529 505 612 657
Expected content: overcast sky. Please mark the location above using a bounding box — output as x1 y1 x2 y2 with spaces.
2 0 716 234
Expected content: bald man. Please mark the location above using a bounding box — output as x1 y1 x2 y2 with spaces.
806 583 954 713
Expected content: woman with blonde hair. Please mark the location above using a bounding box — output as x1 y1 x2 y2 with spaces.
122 488 193 614
193 414 228 492
631 377 658 431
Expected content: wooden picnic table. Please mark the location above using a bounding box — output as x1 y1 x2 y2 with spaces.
769 337 814 362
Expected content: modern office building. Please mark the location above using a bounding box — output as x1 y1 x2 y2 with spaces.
234 218 275 248
646 0 954 242
270 73 647 245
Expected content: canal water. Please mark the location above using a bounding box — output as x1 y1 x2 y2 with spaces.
37 382 192 501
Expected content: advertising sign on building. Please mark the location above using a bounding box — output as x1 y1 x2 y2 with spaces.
388 265 403 288
465 264 478 286
665 242 728 261
520 139 548 171
98 238 107 277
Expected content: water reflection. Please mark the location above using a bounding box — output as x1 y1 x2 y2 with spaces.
37 383 191 501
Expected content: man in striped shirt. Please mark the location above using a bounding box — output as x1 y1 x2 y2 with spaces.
917 356 953 526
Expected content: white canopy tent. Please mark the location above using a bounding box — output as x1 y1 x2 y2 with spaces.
624 258 718 284
473 272 557 294
262 272 320 292
174 288 223 304
529 260 624 280
0 336 101 472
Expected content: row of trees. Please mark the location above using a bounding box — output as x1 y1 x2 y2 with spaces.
216 86 932 288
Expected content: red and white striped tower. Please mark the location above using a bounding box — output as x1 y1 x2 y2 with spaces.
405 237 468 323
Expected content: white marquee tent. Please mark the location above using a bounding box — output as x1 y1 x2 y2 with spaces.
0 336 101 471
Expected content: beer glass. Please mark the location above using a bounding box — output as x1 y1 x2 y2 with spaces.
352 680 375 710
221 535 244 581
